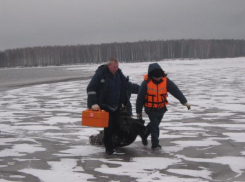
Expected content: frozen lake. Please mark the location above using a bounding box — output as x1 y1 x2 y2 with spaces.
0 64 93 92
0 57 245 182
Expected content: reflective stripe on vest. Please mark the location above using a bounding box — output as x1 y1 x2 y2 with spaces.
144 76 168 108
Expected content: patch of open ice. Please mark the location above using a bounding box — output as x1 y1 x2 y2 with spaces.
0 138 39 145
176 155 245 177
231 119 245 123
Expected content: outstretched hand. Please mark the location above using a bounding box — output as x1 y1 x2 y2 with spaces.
184 103 191 110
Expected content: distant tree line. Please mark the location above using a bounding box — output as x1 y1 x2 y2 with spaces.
0 39 245 67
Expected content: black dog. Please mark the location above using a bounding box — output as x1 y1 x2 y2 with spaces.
89 107 146 147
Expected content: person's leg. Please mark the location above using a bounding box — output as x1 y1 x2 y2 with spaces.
139 108 151 146
104 111 115 154
154 113 164 148
142 108 165 148
103 109 121 155
147 114 160 147
157 113 163 126
140 127 150 146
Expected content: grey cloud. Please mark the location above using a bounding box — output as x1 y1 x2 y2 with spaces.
0 0 245 51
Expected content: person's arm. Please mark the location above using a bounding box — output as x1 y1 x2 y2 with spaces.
136 81 147 115
167 77 188 105
130 82 140 94
87 73 100 109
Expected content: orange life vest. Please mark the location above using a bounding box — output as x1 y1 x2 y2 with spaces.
144 75 168 108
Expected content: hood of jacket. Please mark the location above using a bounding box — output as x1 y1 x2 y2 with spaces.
148 63 164 75
95 64 107 74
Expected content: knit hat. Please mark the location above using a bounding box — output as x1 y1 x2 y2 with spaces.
150 69 163 78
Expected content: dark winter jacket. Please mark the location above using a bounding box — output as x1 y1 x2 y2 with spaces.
87 65 139 113
136 63 187 114
125 80 140 115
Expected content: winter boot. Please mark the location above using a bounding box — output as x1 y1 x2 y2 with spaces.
140 129 150 146
151 144 162 150
106 148 115 155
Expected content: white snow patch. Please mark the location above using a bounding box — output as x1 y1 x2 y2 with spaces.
164 126 206 131
20 159 95 182
0 144 46 157
42 116 79 125
55 145 104 157
0 165 8 168
172 139 221 148
138 174 209 182
223 133 245 143
0 179 17 182
12 125 60 131
94 157 181 179
9 175 25 178
167 169 212 180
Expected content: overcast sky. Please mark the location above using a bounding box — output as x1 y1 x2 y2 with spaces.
1 0 245 51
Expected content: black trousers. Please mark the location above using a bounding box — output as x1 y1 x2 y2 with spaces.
103 109 121 150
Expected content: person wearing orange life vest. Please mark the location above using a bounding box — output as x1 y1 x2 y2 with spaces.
136 63 191 150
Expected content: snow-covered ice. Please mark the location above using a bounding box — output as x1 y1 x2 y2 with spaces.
1 57 245 181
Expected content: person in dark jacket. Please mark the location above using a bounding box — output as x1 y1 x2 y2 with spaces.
87 57 140 155
136 63 191 150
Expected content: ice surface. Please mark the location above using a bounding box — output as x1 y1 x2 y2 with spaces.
20 159 96 182
0 144 46 157
1 58 245 181
167 168 212 180
94 157 181 178
176 155 245 177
